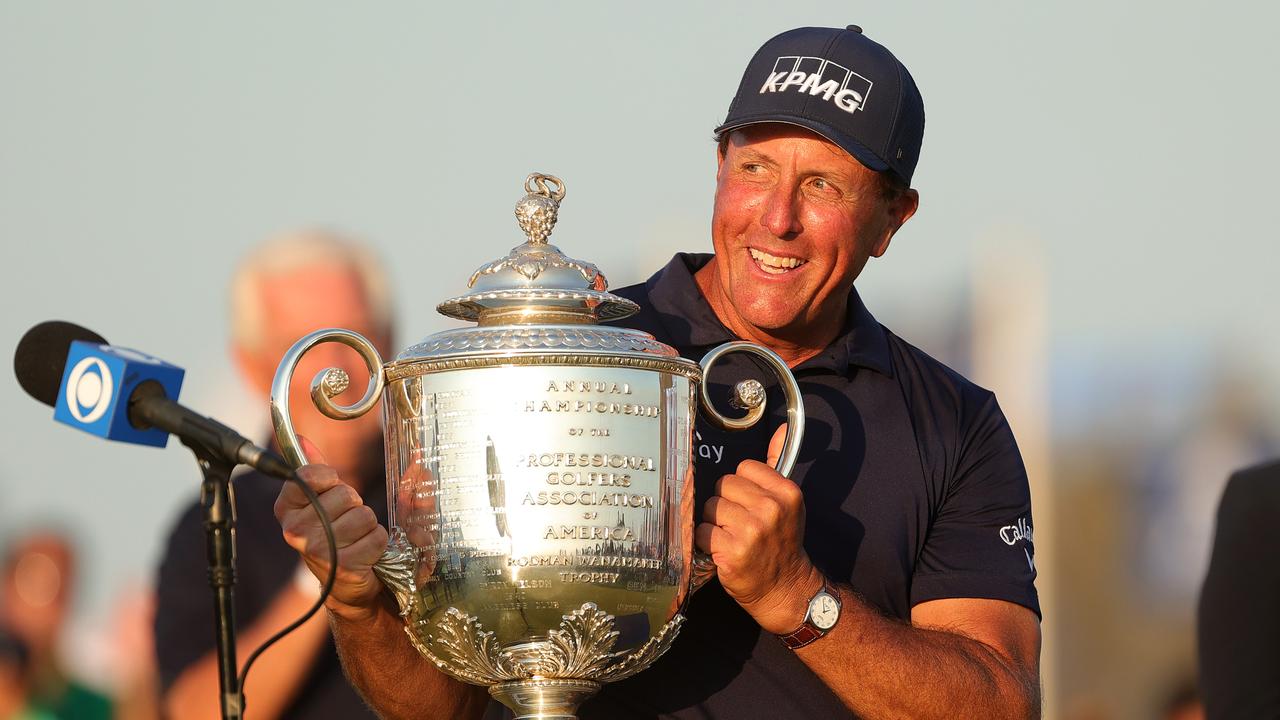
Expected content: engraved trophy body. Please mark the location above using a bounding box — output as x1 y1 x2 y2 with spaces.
271 174 804 720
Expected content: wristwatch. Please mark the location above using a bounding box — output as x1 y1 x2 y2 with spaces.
777 580 841 650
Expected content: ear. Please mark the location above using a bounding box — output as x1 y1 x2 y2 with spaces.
716 141 727 178
870 188 919 258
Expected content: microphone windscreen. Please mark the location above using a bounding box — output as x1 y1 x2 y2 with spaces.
14 321 108 407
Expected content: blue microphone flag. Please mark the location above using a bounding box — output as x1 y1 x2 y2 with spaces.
53 341 185 447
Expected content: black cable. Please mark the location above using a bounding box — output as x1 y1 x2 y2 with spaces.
234 470 339 703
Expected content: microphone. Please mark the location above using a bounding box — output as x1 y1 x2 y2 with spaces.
14 321 293 479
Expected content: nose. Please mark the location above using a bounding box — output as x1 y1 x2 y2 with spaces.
760 182 803 239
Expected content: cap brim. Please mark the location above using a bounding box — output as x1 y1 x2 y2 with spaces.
713 115 890 174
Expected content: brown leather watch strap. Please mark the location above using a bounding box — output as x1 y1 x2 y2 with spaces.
777 622 824 649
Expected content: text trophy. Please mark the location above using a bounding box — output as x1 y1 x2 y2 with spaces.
271 173 804 719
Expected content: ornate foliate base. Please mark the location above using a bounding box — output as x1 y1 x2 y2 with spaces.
396 602 685 718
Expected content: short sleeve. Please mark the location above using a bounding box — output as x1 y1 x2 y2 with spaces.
910 392 1040 617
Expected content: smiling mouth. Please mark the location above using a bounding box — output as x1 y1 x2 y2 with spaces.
749 248 807 275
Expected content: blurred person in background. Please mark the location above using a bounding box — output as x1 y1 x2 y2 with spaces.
0 531 110 720
1197 459 1280 719
0 626 54 720
106 585 159 720
153 230 392 719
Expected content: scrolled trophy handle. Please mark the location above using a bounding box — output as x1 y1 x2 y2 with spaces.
270 328 386 468
691 341 806 591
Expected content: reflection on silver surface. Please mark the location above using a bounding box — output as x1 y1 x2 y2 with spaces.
383 364 695 650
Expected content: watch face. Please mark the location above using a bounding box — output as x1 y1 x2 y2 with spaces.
810 592 840 630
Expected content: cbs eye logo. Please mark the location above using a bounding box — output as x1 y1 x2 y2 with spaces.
65 357 114 423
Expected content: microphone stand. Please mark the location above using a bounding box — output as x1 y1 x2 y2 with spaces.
187 444 243 720
127 385 305 719
130 388 270 720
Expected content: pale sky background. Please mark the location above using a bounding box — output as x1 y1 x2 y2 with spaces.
2 1 1277 685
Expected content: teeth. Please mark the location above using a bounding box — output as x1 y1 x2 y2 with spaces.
749 248 805 274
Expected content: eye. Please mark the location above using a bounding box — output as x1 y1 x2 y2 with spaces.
743 162 765 173
807 176 841 196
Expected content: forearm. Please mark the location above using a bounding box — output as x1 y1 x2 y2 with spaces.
795 586 1039 720
163 586 330 720
328 598 489 720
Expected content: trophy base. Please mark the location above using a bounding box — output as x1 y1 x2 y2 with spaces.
489 678 602 720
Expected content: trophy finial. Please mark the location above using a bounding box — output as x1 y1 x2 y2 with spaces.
515 173 565 245
436 171 639 326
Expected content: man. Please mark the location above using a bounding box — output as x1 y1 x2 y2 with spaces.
154 230 392 719
0 531 110 720
1198 459 1280 719
275 26 1042 718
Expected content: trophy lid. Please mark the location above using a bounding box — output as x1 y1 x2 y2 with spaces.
392 173 684 366
436 173 640 327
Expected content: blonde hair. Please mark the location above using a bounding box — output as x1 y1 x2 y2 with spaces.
229 229 392 351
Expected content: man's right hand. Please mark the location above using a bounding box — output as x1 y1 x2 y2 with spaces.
273 438 389 623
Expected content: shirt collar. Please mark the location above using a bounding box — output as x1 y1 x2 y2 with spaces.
640 253 893 376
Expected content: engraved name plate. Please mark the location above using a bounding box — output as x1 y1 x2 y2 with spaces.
385 364 694 650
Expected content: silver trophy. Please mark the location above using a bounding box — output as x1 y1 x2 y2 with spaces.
271 173 804 720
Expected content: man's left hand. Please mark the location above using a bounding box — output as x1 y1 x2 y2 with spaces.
696 423 822 634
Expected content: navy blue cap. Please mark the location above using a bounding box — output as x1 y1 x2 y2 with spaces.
715 26 926 185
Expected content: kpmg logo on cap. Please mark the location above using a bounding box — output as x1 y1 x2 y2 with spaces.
759 56 873 114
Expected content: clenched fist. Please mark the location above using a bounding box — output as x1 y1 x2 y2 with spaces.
273 437 389 623
695 424 822 634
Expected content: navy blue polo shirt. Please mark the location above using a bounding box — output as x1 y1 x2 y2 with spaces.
558 253 1039 719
